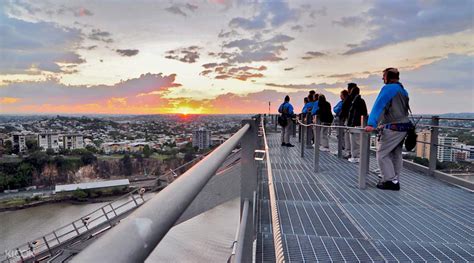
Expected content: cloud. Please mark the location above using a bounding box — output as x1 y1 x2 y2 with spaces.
332 16 366 27
116 49 139 57
88 29 113 43
73 7 93 17
301 51 326 60
344 0 474 55
218 29 239 38
0 73 183 113
221 34 295 63
291 25 303 32
200 63 266 81
0 97 21 104
0 9 84 74
165 46 200 63
229 1 299 30
165 3 198 17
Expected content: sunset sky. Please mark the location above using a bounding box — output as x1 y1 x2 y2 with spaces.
0 0 473 115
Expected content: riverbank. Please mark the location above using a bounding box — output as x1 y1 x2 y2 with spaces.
0 187 135 212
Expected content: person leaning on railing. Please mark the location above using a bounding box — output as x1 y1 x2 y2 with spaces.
278 95 295 147
314 94 334 152
365 68 411 191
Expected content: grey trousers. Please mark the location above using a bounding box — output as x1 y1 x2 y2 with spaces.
350 131 360 158
320 126 330 148
281 121 292 144
343 130 350 154
376 129 407 182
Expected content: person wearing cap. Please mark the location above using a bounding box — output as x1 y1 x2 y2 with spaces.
365 68 410 191
278 95 295 147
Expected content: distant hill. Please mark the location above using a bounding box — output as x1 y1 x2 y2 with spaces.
439 113 474 118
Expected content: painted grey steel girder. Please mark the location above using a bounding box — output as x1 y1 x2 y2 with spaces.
428 116 439 174
359 117 369 189
358 131 370 189
73 123 251 263
240 118 259 262
235 199 250 263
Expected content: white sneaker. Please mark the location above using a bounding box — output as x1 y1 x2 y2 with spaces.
348 157 360 163
319 147 330 152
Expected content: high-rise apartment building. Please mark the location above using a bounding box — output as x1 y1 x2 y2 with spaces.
192 129 211 150
416 130 431 159
437 136 458 162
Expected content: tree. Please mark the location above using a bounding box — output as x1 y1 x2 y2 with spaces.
46 148 55 155
121 154 133 176
26 139 40 153
143 145 152 158
85 145 98 153
80 151 97 165
3 141 13 155
16 163 34 187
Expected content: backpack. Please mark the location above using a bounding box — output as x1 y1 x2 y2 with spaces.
278 115 288 127
404 102 418 151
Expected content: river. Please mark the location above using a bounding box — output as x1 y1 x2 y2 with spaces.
0 198 239 262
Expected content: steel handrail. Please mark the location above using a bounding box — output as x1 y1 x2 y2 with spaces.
262 117 286 263
73 123 251 263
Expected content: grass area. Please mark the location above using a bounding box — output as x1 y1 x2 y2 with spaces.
62 156 82 161
151 153 171 161
1 198 27 207
0 156 22 164
97 154 125 160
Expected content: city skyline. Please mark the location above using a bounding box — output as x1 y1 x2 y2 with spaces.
0 0 473 115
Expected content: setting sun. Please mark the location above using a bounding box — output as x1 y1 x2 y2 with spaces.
175 107 195 115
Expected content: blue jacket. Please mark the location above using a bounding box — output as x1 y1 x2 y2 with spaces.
368 83 410 127
301 102 312 114
333 100 343 116
310 101 319 116
278 102 294 116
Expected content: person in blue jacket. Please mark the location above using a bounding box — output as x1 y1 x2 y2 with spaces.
333 89 349 151
278 95 295 147
365 68 410 191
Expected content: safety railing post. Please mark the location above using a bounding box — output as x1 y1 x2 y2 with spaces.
306 113 312 148
337 118 344 158
301 124 306 158
313 117 320 173
274 115 278 132
43 236 52 256
428 116 439 175
358 116 369 189
292 117 296 137
240 118 259 262
298 114 302 143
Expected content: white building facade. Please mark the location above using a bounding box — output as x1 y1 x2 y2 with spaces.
193 129 211 150
62 134 84 150
38 133 60 152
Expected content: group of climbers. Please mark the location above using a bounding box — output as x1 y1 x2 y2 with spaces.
277 68 411 191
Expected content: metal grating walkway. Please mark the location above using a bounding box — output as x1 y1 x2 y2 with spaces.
256 131 474 262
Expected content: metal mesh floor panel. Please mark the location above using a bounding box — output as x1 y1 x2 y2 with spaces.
258 131 474 262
